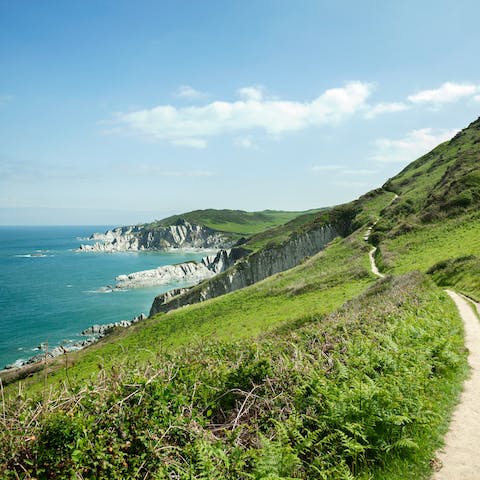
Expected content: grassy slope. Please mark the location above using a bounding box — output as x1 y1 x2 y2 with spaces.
427 255 480 302
2 118 480 477
374 117 480 299
1 273 466 479
241 189 392 251
149 208 324 236
0 188 469 479
11 232 374 395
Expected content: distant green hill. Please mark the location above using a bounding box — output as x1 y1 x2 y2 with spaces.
2 118 480 479
146 208 325 237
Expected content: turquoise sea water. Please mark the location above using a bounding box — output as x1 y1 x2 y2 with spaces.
0 226 207 369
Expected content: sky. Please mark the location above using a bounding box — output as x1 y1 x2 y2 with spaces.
1 0 480 225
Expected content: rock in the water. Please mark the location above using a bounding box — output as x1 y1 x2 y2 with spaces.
114 261 215 289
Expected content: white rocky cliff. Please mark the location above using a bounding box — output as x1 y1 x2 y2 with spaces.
150 224 340 316
79 219 230 252
109 246 249 290
114 261 216 289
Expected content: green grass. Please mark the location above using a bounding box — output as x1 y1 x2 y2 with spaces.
148 208 324 237
2 118 479 478
0 273 467 479
376 212 480 275
243 189 397 252
8 234 374 395
427 255 480 302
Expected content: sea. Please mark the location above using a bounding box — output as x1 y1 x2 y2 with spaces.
0 226 208 370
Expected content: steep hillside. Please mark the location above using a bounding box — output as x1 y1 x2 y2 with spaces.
2 117 480 478
149 208 324 237
150 192 388 315
373 117 480 241
372 117 480 300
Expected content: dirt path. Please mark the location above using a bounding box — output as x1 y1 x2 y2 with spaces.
363 219 480 477
363 222 385 279
432 290 480 479
368 246 384 278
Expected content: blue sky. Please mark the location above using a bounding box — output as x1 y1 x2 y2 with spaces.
1 0 479 225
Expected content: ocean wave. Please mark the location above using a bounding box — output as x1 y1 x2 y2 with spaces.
5 358 27 369
83 287 114 294
14 253 54 258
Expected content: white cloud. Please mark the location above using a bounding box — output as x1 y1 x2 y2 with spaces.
234 136 256 149
474 95 480 102
173 85 207 99
115 81 373 148
237 86 264 101
364 102 410 119
171 138 207 149
407 82 478 105
371 128 458 163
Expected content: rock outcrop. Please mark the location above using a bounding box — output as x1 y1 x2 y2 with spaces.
81 313 147 336
3 313 148 370
79 219 231 252
115 261 215 289
150 224 339 315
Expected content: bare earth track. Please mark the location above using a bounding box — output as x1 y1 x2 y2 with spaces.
431 291 480 479
364 220 480 478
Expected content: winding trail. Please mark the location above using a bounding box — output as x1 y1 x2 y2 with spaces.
363 222 384 279
432 291 480 479
368 247 384 278
364 213 480 478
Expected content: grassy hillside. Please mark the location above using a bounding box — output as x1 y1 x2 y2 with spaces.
372 117 480 300
149 208 324 237
374 118 480 237
1 118 480 478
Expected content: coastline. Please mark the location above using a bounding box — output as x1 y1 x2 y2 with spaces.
1 224 229 379
0 312 147 380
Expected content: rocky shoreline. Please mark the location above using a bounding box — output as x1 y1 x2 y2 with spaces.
78 219 231 253
114 261 215 289
1 313 147 372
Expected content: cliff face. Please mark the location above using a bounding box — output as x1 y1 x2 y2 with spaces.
79 219 231 252
115 261 215 289
150 224 339 315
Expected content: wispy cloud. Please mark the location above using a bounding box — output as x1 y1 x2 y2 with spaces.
371 127 458 163
236 86 265 101
407 82 478 105
173 85 208 100
114 81 373 148
234 136 257 149
364 102 410 119
171 138 207 149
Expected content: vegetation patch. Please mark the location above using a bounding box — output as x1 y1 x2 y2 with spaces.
149 209 324 237
375 212 480 277
0 273 467 479
427 255 480 301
